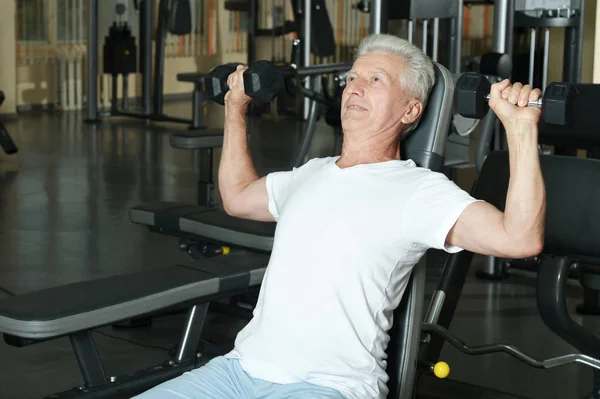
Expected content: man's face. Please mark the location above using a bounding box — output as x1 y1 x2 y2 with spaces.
340 51 421 137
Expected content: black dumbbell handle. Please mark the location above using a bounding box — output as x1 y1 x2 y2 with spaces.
484 93 542 109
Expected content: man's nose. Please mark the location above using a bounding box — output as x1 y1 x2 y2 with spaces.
346 77 366 96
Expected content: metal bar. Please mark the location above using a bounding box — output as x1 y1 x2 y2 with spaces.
432 18 439 61
86 0 98 121
408 20 414 44
542 28 549 90
369 0 388 34
69 331 107 387
153 0 169 115
453 0 463 73
303 0 312 119
141 0 153 115
492 0 509 53
563 1 585 83
529 28 536 86
295 63 351 76
176 304 209 361
423 19 428 53
424 290 445 325
191 82 203 128
122 75 129 111
248 0 258 65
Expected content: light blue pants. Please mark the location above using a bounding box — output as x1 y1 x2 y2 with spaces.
132 356 347 399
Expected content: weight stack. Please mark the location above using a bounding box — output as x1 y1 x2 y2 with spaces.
103 23 138 76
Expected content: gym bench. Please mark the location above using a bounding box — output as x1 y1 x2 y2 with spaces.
0 63 455 398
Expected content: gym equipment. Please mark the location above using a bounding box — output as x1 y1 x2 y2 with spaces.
479 52 513 79
204 60 350 106
413 151 600 399
455 72 579 126
0 61 455 399
0 91 18 155
87 0 209 130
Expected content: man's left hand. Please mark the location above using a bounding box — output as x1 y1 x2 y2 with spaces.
489 80 543 132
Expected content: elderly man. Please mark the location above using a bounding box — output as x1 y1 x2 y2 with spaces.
135 34 545 399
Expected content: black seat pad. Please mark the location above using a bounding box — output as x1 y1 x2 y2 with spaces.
0 252 268 339
177 72 210 83
130 202 276 252
170 130 224 150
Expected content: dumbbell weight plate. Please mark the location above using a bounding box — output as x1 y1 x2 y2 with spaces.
542 82 579 126
452 114 480 137
243 60 286 103
205 64 238 105
455 73 492 119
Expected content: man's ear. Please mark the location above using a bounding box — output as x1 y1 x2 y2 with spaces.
401 101 423 125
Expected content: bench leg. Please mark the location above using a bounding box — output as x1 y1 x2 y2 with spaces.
69 331 108 387
175 303 209 362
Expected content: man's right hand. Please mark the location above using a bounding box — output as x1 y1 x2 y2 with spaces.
225 65 252 109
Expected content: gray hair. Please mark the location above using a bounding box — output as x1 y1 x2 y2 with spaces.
354 34 436 134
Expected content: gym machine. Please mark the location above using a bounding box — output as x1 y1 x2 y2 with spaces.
86 0 206 129
0 91 18 156
360 0 474 168
473 0 587 281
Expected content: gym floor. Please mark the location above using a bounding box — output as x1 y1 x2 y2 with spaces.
0 100 595 399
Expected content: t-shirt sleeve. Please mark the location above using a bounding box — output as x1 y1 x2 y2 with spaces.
403 171 481 253
265 167 300 221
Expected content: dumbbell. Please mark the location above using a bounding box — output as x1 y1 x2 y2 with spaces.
204 61 287 105
455 72 579 126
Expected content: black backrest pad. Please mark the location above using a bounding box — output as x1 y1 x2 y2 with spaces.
402 63 454 171
475 151 600 260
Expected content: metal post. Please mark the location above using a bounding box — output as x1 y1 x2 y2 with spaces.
176 304 209 361
542 28 550 90
563 0 585 83
432 18 439 62
86 0 98 121
369 0 389 34
453 0 463 73
303 0 312 119
447 0 463 74
248 0 258 65
492 0 508 53
141 0 153 115
529 28 536 86
408 20 414 43
70 331 107 387
153 0 169 116
422 19 428 54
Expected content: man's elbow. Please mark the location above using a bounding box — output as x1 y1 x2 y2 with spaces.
505 234 544 259
222 197 243 218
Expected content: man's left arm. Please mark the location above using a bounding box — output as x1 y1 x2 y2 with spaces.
446 80 546 258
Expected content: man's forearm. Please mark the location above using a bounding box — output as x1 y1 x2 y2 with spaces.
218 105 260 204
503 124 546 250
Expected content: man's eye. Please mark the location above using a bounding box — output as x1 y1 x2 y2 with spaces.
373 77 381 82
348 76 356 82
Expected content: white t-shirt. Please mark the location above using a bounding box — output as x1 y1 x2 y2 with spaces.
226 156 479 398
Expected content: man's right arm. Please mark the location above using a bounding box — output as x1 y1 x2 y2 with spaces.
218 66 273 222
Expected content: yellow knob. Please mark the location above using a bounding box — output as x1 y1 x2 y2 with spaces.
221 246 231 256
433 362 450 379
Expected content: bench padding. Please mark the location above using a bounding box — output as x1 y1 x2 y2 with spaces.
130 202 276 252
177 72 209 83
170 130 224 150
0 252 268 339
